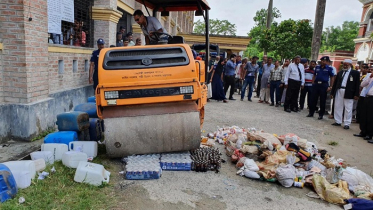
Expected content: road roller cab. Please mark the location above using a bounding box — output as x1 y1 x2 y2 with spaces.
96 0 211 158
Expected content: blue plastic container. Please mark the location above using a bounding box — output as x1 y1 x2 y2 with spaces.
56 111 90 132
89 118 104 141
44 131 78 146
87 96 96 103
74 103 98 118
0 164 18 203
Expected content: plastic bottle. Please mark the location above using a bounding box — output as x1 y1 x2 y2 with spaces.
294 182 304 188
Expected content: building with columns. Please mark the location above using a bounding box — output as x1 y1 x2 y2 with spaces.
0 0 195 143
354 0 373 64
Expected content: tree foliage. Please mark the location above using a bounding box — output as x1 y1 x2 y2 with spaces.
271 19 314 59
193 19 237 36
253 7 282 27
320 21 359 52
248 7 281 53
247 7 313 60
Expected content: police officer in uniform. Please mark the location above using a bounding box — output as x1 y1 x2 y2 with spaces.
89 38 105 91
307 56 335 120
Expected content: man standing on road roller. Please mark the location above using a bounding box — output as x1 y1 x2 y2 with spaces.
133 9 167 45
89 38 105 91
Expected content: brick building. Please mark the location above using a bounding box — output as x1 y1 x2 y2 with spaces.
354 0 373 64
0 0 195 143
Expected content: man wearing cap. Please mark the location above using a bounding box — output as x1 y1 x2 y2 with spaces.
331 59 360 129
283 55 305 112
307 57 334 120
133 10 167 45
89 38 105 91
241 56 259 101
299 58 313 110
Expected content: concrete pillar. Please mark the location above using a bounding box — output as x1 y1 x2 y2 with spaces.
92 7 123 47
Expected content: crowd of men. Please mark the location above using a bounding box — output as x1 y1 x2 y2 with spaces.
208 54 373 143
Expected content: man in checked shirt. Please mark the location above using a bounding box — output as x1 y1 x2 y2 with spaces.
268 60 284 107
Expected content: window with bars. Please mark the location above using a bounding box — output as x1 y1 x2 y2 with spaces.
49 0 94 48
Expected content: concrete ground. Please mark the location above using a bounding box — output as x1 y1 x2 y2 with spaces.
3 92 372 209
107 93 373 210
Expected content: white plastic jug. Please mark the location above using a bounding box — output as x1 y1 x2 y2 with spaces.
41 143 68 160
69 141 98 158
12 170 32 189
74 161 110 186
62 151 88 168
2 160 36 180
30 151 54 164
33 159 46 172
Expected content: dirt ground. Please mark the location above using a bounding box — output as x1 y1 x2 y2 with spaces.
105 93 373 210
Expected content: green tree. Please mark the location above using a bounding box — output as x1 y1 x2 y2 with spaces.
253 7 281 27
247 8 281 56
320 21 359 52
271 19 314 60
193 19 237 36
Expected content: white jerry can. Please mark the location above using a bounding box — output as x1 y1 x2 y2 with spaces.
41 143 69 160
74 161 110 186
69 141 98 158
62 151 88 168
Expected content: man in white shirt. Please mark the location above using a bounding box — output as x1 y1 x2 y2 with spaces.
354 72 373 141
283 55 305 113
133 10 167 45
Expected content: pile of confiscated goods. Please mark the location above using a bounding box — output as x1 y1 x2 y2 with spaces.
205 126 373 208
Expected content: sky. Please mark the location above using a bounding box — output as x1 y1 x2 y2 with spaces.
195 0 363 36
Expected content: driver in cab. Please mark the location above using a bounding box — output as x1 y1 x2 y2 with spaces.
133 9 168 45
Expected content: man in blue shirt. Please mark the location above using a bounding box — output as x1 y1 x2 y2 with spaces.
89 38 105 91
224 54 237 100
307 56 335 120
241 56 259 101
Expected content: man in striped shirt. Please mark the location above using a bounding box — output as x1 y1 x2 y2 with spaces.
299 59 315 110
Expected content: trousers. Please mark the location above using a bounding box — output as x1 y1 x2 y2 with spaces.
256 74 262 97
260 88 270 102
241 76 255 100
359 97 373 136
224 75 236 99
299 85 313 109
270 80 281 104
309 83 327 116
284 79 301 110
334 89 354 126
